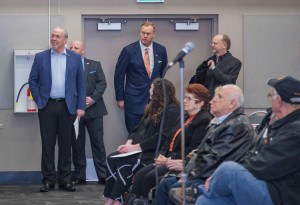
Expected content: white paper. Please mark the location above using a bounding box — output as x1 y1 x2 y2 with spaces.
110 150 142 158
73 117 79 140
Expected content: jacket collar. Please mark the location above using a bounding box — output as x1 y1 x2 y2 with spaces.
220 107 244 125
271 108 300 130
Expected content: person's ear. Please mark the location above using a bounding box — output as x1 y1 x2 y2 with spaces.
229 99 236 110
277 95 283 106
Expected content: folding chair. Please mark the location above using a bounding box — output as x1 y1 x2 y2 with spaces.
249 111 268 128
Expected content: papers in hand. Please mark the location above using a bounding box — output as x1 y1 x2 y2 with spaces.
110 150 142 158
73 117 79 140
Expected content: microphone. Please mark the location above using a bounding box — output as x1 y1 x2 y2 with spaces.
167 42 194 68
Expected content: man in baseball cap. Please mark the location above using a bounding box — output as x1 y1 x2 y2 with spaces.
267 76 300 104
194 76 300 205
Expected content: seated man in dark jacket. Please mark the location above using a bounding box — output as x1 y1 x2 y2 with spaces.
156 84 256 205
196 76 300 205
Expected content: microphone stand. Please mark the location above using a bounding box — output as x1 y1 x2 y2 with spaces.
179 59 187 205
163 55 190 205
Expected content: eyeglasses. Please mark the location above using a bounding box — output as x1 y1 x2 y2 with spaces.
267 93 278 101
210 42 219 46
184 96 199 102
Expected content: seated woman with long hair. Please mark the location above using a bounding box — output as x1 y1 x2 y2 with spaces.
128 84 212 202
104 78 180 205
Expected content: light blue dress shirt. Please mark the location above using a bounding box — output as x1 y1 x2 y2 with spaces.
50 48 67 98
82 58 85 71
216 112 232 125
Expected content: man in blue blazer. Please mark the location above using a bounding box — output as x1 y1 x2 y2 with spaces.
114 22 168 133
29 27 86 192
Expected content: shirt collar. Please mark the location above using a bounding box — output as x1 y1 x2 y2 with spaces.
216 112 232 124
139 40 153 51
51 48 67 55
214 51 229 61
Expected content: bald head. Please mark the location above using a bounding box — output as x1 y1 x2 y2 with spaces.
224 84 244 108
210 84 244 118
70 40 85 59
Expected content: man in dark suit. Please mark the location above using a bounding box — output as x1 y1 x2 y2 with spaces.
29 27 86 192
70 40 108 185
189 34 242 98
114 22 168 133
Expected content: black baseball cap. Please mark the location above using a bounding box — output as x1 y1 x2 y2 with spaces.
267 76 300 104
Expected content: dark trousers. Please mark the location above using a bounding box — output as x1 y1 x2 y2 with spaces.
104 151 145 203
125 111 143 133
131 163 169 197
38 100 76 185
72 116 106 180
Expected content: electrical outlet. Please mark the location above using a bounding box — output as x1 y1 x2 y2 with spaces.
0 124 3 129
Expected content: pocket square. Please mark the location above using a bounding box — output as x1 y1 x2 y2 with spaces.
89 71 96 74
158 61 162 63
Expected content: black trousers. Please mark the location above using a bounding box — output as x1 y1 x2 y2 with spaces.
38 100 76 185
103 151 145 203
131 163 169 197
72 116 107 180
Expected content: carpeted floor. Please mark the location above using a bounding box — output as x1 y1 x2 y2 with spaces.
0 182 106 205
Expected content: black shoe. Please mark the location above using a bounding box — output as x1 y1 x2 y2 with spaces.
72 179 87 185
59 183 76 192
98 178 106 185
40 183 55 192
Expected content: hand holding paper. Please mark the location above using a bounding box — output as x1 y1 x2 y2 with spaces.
118 144 142 154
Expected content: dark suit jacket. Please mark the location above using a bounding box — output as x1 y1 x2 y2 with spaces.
189 52 241 97
83 58 107 119
114 41 168 114
28 49 86 114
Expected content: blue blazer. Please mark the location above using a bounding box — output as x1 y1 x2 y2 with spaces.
28 49 86 114
114 41 168 114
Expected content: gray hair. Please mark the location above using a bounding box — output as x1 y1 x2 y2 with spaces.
53 27 68 38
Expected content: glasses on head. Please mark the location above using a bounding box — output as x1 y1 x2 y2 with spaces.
184 96 199 102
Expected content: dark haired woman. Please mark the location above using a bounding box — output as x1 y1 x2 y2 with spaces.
104 78 180 205
128 83 212 202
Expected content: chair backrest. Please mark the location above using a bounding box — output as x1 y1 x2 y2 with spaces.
249 111 268 128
